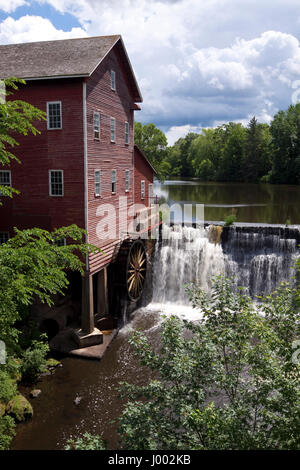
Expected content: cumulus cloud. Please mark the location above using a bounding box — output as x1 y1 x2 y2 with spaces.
2 0 300 138
0 15 87 43
0 0 28 13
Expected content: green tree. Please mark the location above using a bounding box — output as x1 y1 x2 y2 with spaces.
0 78 45 197
270 104 300 184
244 117 272 182
117 276 300 450
218 123 246 181
134 122 168 179
172 132 198 177
0 225 95 350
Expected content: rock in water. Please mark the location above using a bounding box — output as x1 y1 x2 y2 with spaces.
6 394 33 422
30 389 42 399
74 396 82 405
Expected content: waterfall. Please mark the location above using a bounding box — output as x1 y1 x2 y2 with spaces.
152 224 225 304
150 224 300 306
222 225 300 297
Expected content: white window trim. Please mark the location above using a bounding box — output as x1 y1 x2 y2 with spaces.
110 117 116 143
47 101 62 130
125 169 130 192
0 170 11 186
111 70 116 91
112 169 117 194
95 169 101 197
125 121 129 145
49 169 64 197
141 180 145 199
93 111 100 140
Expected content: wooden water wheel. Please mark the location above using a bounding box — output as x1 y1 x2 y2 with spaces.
114 239 147 302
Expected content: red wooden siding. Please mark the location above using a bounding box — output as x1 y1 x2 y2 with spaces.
86 47 136 274
0 79 85 237
134 146 154 206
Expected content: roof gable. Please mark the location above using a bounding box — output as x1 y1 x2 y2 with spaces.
0 35 142 102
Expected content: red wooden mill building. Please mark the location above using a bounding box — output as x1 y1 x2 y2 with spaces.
0 35 157 351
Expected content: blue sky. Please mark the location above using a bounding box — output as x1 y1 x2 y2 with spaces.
1 0 300 144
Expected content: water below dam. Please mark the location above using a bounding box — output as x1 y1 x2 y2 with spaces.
12 222 300 449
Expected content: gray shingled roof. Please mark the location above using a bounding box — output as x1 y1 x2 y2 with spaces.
0 35 142 101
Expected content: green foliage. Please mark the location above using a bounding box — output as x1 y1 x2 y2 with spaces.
0 224 97 350
65 432 107 450
0 78 46 197
269 104 300 184
224 214 237 226
20 340 49 383
0 415 16 450
118 276 300 450
0 369 17 403
134 121 168 180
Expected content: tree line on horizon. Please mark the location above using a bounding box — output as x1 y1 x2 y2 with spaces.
135 103 300 185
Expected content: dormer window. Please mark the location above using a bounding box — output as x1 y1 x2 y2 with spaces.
47 101 62 129
111 70 116 90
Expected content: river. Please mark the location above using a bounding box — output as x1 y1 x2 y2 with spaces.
12 180 300 449
155 179 300 224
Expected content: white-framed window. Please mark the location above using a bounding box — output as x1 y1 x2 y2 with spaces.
112 169 116 194
141 180 145 199
95 170 101 196
0 232 9 244
110 117 116 142
49 170 64 196
94 112 100 139
148 183 154 205
0 170 11 195
111 70 116 91
47 101 62 129
125 121 129 145
125 170 130 192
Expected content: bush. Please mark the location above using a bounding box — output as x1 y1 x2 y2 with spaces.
21 340 49 383
118 276 300 450
65 433 106 450
0 369 17 404
0 415 16 450
224 214 237 226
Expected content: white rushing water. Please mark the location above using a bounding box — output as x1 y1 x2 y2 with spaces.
145 223 300 319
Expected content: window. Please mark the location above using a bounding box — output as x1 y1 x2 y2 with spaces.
125 170 130 192
47 101 62 129
110 117 116 142
95 170 101 196
111 70 116 90
94 112 100 139
125 121 129 145
141 180 145 199
112 170 116 194
0 170 11 195
49 170 64 196
0 232 9 245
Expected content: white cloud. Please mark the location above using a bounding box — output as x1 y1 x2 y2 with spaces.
2 1 300 135
166 124 203 146
0 0 28 14
0 15 87 43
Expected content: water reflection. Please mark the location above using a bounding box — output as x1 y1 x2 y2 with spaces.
154 179 300 224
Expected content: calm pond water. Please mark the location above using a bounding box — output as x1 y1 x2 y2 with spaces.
154 179 300 224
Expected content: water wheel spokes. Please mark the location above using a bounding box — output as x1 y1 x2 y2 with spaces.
126 242 147 301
